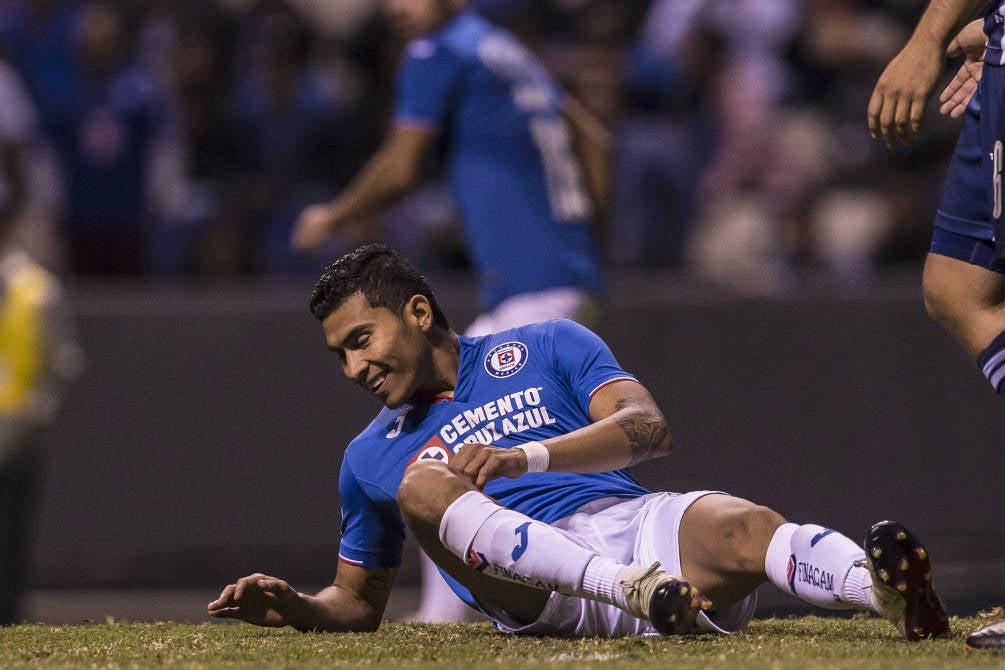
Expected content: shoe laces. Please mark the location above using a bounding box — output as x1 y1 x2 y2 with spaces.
619 562 662 591
619 561 664 619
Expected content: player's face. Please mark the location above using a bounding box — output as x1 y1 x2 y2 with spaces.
382 0 457 40
321 292 435 409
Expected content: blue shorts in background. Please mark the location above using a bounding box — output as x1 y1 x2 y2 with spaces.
933 61 1005 268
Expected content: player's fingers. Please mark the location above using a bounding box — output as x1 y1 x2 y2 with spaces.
908 95 926 140
955 79 979 115
475 465 491 490
208 584 237 610
939 70 963 103
232 573 268 601
207 606 240 618
892 95 913 143
481 451 510 486
462 449 491 480
940 81 970 116
943 75 979 117
866 89 884 138
877 93 900 147
256 577 290 596
449 443 475 471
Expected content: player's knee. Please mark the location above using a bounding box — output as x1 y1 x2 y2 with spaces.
922 278 957 330
397 459 465 528
716 503 786 574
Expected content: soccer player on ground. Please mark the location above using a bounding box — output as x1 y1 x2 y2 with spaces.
289 0 610 622
208 244 950 640
867 0 1005 650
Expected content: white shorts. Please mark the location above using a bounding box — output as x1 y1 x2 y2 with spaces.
464 287 600 336
483 491 758 637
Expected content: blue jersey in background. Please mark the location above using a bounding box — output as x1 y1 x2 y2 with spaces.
393 11 603 311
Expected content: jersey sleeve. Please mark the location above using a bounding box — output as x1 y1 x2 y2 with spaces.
336 453 405 568
546 320 637 416
393 38 466 131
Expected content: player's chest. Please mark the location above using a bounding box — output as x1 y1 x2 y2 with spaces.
393 379 567 462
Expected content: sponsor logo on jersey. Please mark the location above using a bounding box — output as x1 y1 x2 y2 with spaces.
484 341 528 378
407 435 452 466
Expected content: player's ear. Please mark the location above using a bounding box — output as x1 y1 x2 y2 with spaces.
405 294 434 332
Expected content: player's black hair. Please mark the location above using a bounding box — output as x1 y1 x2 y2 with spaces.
310 244 450 330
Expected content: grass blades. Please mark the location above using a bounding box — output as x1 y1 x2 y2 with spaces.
1 615 1002 670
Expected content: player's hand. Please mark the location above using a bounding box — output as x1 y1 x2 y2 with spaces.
939 19 987 118
291 203 339 253
867 39 945 147
207 573 303 627
450 443 528 489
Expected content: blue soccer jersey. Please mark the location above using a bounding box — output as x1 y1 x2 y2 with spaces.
393 10 602 311
336 319 650 586
984 0 1005 66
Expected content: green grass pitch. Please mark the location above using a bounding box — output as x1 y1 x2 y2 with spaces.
1 615 1002 670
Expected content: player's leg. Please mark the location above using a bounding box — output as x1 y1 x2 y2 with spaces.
923 250 1005 394
924 57 1005 394
675 494 783 607
677 494 949 640
397 459 708 632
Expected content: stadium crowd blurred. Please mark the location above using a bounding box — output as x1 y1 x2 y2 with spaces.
0 0 967 295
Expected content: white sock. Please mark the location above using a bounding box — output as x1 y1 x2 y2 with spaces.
764 522 877 612
439 491 630 605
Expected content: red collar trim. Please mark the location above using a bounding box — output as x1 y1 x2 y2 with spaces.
414 390 454 404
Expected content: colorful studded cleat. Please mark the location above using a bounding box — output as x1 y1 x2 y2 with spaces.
619 562 712 635
863 520 950 641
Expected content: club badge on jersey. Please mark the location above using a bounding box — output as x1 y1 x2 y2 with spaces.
484 341 529 378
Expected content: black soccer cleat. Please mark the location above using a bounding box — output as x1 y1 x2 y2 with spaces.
647 577 712 635
618 562 712 635
863 520 950 641
965 620 1005 651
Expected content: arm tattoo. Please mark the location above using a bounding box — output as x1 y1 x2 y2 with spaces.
614 397 668 466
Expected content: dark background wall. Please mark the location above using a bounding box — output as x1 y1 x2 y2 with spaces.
26 272 1004 611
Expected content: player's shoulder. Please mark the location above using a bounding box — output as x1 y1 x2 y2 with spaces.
517 318 596 341
406 10 488 62
474 319 598 358
344 406 402 456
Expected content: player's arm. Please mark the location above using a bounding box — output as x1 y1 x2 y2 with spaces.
452 379 670 488
562 95 613 240
290 126 437 253
539 378 669 472
207 562 397 632
868 0 987 147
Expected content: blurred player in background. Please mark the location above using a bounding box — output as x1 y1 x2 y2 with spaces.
209 244 952 641
868 0 1005 650
290 0 610 622
0 54 83 625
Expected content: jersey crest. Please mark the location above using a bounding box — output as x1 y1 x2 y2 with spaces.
484 341 528 378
